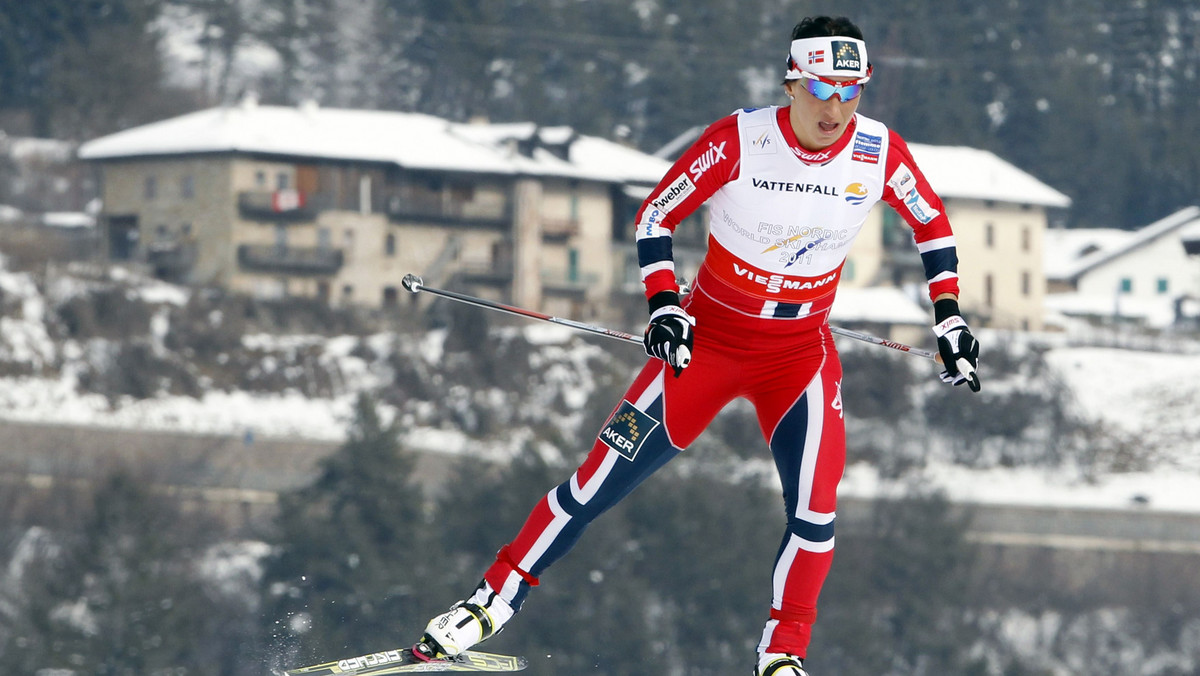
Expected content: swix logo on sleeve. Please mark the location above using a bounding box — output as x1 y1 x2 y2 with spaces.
832 41 862 71
599 401 660 461
649 173 697 213
688 140 728 181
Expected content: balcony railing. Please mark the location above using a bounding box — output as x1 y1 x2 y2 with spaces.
542 269 599 292
386 195 510 229
237 190 326 222
542 218 579 242
237 244 344 275
147 239 198 278
456 260 515 287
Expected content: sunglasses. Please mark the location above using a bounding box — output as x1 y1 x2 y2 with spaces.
795 68 872 102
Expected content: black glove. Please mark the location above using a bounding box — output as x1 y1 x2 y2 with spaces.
643 292 695 377
932 298 980 392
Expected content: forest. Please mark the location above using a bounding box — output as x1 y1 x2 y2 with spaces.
2 0 1200 230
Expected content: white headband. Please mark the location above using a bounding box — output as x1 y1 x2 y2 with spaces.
785 36 870 79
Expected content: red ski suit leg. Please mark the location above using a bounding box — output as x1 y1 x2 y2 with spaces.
484 288 846 660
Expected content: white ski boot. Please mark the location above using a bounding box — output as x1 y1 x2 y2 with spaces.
755 653 809 676
414 581 515 659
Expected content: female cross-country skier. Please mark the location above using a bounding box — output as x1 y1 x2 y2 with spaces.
413 15 981 676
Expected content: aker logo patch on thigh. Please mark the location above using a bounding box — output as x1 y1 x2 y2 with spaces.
599 400 660 461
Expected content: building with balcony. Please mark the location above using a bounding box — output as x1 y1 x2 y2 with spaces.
77 99 673 320
840 144 1071 331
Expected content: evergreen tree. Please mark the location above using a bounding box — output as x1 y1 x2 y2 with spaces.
814 491 982 675
260 393 438 669
0 471 250 676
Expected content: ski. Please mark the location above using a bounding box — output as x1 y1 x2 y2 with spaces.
281 647 527 675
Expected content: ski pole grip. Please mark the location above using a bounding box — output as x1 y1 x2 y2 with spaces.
402 274 424 293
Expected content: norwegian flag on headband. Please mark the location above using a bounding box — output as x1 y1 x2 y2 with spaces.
808 49 826 65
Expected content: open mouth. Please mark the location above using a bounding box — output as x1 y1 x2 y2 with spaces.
818 121 840 133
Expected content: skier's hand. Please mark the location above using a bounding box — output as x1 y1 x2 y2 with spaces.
644 304 695 378
932 300 980 392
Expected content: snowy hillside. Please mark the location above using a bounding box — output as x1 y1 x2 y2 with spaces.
1 261 1199 515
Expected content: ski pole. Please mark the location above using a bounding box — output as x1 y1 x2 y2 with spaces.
402 274 643 345
402 274 940 361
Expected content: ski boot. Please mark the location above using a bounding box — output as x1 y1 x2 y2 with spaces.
755 653 809 676
413 581 515 660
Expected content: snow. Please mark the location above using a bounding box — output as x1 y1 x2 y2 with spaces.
77 102 672 186
907 144 1072 208
830 285 928 325
1 263 1199 516
40 212 96 229
1043 227 1135 281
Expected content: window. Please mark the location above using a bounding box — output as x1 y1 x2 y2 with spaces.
1119 278 1133 293
1021 226 1030 252
255 170 267 187
342 285 354 301
359 175 372 214
985 273 994 307
1021 270 1031 296
181 222 192 237
1157 278 1169 294
276 172 290 190
985 223 995 248
181 175 195 199
383 286 399 307
318 227 332 251
385 233 396 256
144 176 157 199
568 248 580 283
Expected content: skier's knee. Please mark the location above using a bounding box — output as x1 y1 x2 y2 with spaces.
785 513 835 547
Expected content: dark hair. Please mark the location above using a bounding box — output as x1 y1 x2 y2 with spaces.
791 16 864 41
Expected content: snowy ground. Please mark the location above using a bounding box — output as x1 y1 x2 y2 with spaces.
1 258 1199 515
0 322 1198 516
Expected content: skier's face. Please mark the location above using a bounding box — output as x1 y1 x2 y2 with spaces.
786 75 863 150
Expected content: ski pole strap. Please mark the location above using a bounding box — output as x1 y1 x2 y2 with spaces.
496 545 540 587
770 606 817 624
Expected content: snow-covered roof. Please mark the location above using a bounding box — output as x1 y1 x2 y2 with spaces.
41 212 96 229
1043 227 1136 281
77 100 671 185
906 144 1072 208
3 135 75 162
1058 206 1200 282
830 286 928 325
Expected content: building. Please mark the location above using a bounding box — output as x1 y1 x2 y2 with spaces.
77 99 673 320
841 144 1071 332
1043 206 1200 329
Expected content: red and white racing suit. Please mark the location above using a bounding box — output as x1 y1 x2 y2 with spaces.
480 106 960 657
